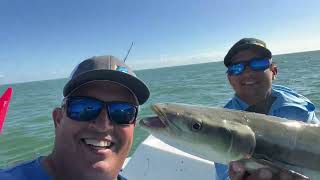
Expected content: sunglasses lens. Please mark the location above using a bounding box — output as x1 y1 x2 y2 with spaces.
108 103 137 125
250 58 270 70
227 63 245 75
67 97 102 121
66 97 137 124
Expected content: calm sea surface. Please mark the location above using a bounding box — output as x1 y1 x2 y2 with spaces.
1 50 320 167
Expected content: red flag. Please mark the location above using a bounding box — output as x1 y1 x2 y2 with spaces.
0 87 13 134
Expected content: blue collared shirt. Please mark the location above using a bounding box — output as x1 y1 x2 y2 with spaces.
0 156 128 180
215 84 319 180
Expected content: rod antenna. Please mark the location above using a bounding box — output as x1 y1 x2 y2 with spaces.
123 42 134 62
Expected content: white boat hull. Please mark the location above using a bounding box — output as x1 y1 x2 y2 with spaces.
121 135 216 180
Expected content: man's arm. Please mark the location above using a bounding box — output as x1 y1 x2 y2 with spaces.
273 106 319 124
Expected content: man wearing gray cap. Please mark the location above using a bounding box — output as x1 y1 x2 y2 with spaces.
0 55 150 180
215 38 318 180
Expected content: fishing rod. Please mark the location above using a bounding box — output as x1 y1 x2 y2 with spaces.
0 87 13 134
123 42 134 62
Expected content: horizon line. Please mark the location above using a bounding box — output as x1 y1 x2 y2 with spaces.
1 49 319 86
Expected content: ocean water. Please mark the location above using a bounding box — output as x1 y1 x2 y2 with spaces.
0 50 319 167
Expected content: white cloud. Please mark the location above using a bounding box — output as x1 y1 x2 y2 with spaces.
270 40 320 55
129 49 225 70
267 33 320 55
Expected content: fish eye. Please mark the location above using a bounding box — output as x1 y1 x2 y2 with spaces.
191 121 202 131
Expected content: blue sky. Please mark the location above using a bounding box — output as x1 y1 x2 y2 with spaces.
0 0 319 84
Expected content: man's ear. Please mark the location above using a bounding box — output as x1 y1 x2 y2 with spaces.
227 74 233 86
271 64 278 80
52 107 63 128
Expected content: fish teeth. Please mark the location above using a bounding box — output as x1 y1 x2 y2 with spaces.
84 139 111 147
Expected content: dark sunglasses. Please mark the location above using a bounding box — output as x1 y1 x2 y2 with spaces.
65 96 138 125
227 58 271 76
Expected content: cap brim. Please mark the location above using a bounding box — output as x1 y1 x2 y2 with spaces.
63 70 150 105
224 44 272 66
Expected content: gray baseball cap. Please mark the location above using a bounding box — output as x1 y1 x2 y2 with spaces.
63 55 150 105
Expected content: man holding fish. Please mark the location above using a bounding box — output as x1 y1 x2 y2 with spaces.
139 38 319 180
217 38 319 180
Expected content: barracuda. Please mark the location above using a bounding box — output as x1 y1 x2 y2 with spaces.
139 103 320 179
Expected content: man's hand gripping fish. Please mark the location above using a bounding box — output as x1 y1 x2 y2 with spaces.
139 103 320 179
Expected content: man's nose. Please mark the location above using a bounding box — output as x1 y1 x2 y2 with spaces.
241 65 254 75
89 108 114 132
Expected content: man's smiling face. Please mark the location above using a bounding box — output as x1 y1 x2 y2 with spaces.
227 49 277 105
52 81 138 180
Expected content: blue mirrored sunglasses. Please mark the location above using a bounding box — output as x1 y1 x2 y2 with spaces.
227 58 271 76
66 96 138 125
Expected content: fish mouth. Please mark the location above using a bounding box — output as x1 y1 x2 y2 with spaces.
139 116 167 128
139 104 169 129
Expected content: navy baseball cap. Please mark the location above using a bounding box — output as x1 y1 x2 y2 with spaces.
224 38 272 67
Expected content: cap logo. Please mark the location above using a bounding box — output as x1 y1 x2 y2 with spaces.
116 66 129 73
250 41 265 47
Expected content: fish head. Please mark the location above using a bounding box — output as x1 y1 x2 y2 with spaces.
139 103 256 164
140 103 203 138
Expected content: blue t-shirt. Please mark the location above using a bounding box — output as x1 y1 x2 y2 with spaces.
0 156 127 180
0 157 52 180
215 85 319 180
